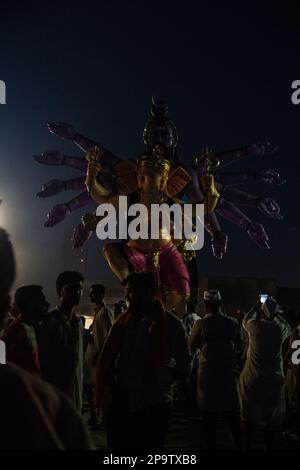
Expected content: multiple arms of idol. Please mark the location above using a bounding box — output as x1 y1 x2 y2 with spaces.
34 122 121 243
183 141 285 255
34 122 285 256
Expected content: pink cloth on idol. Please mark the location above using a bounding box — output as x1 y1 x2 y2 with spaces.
122 241 190 300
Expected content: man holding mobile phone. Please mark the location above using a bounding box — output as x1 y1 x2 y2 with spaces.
239 296 291 449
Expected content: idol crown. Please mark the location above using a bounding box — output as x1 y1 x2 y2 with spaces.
137 149 171 173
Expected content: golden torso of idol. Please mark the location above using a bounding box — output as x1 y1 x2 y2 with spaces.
127 191 172 252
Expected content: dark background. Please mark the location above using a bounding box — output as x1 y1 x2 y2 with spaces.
0 1 300 304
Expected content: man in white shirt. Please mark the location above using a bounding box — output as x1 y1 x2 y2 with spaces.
183 300 201 408
183 300 201 336
85 284 113 426
240 296 291 449
38 271 84 412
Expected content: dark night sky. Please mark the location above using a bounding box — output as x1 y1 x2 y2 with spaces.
1 1 300 304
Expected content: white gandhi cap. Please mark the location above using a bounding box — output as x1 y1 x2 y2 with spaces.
203 290 222 303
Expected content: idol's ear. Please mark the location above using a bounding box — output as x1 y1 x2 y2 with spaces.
165 166 191 197
114 160 138 193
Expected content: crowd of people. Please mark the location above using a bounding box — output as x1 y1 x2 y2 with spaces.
0 226 300 450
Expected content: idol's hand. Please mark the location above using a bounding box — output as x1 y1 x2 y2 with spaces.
247 223 270 249
247 141 278 156
47 122 77 140
73 223 93 248
37 179 65 198
256 168 286 186
81 213 98 231
86 159 102 178
256 197 283 220
44 204 70 227
33 150 65 166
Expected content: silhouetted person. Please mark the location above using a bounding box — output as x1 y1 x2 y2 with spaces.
240 297 291 450
96 272 190 451
183 300 200 408
190 290 242 449
85 283 113 427
183 300 200 336
0 308 14 335
38 271 84 412
284 310 300 439
234 308 248 370
1 285 49 376
0 228 92 449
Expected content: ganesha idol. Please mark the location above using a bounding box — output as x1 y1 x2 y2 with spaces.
34 98 285 312
84 146 199 315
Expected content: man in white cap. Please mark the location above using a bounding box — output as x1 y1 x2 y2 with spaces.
239 296 291 449
189 289 242 449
